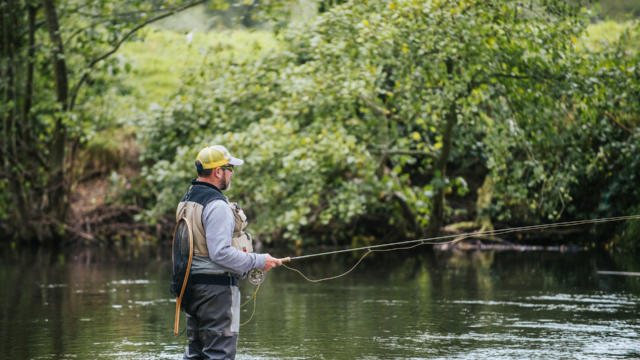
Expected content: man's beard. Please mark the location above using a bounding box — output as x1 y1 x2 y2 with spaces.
220 178 231 191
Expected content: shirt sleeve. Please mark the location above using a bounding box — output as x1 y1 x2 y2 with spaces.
202 200 267 275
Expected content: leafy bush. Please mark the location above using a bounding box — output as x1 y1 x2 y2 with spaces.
139 0 639 248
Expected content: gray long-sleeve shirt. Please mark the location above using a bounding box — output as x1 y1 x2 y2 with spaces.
190 200 266 277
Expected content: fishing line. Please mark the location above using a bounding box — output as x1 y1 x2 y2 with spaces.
241 283 261 307
240 283 261 326
240 214 640 324
282 214 640 282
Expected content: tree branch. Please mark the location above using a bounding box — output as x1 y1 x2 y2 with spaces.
69 0 208 110
76 5 198 19
488 71 566 82
22 5 36 134
44 0 69 108
370 148 437 159
59 2 94 19
604 111 632 134
358 94 389 117
357 93 411 124
65 3 205 46
391 191 420 236
64 18 116 47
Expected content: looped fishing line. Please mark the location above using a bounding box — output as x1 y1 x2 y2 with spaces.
240 283 261 326
282 242 431 282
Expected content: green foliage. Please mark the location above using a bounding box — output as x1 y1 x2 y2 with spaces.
501 18 640 224
138 0 639 248
0 0 236 242
5 0 636 248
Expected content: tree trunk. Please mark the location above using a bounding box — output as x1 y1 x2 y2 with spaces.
426 59 458 237
1 0 12 162
43 0 69 240
1 0 208 243
22 5 35 134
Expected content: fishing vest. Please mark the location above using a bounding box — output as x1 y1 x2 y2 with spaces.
176 180 253 258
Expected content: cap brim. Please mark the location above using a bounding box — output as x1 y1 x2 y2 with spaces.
228 157 244 166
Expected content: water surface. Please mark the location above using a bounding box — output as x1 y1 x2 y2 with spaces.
1 247 638 359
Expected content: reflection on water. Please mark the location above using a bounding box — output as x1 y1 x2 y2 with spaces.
0 247 638 359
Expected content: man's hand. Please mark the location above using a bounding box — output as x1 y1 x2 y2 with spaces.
262 254 283 271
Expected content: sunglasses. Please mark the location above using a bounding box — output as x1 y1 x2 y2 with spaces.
220 165 234 173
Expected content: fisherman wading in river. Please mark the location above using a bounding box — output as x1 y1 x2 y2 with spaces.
171 145 282 360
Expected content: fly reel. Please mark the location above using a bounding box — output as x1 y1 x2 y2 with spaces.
248 268 265 285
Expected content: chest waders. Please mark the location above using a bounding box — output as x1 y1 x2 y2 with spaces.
171 181 258 335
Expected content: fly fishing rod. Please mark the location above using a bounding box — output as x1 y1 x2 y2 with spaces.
284 214 640 261
246 214 640 285
266 214 640 283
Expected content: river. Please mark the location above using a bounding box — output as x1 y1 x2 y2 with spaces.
1 246 638 359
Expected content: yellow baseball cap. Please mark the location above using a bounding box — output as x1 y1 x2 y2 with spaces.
195 145 244 170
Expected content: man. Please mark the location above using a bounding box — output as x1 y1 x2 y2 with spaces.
177 145 282 359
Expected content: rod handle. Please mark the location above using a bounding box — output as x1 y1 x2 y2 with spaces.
279 257 291 263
